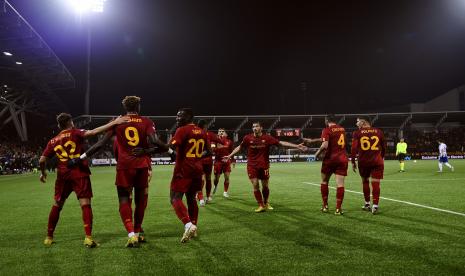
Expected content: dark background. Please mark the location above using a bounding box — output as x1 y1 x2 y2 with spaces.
10 0 465 116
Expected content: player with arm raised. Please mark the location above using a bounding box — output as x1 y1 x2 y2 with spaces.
74 96 169 247
39 113 129 247
213 128 235 198
224 122 307 213
351 116 385 214
302 114 348 215
169 108 210 243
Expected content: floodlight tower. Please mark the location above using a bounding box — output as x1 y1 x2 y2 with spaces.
69 0 106 115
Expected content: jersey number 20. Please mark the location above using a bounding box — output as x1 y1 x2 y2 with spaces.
186 138 205 158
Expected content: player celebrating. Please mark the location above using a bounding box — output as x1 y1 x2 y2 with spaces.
224 122 307 213
169 108 210 242
396 138 407 172
351 116 385 214
437 139 454 173
76 96 169 247
302 114 348 215
196 119 222 206
39 113 129 247
213 128 235 198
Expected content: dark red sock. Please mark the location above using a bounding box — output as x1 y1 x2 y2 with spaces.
262 186 270 204
205 178 212 197
119 202 134 233
134 194 148 233
197 191 204 201
171 198 191 225
224 180 230 193
320 183 329 206
362 180 370 202
47 205 61 237
81 204 93 236
336 187 345 209
186 196 199 225
253 190 264 207
372 181 380 205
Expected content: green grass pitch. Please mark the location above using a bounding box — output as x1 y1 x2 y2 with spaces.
1 160 465 275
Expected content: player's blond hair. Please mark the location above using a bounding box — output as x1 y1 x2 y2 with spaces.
122 96 141 112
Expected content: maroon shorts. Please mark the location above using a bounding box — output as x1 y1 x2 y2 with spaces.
214 161 231 175
358 163 384 179
54 176 93 202
115 168 149 189
171 176 202 193
202 163 213 176
247 166 270 180
321 161 348 176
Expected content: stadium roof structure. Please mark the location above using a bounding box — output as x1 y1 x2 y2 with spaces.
1 0 74 141
74 111 465 142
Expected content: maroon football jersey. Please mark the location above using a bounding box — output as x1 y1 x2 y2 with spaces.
214 137 234 161
171 123 209 178
42 128 91 178
111 115 155 170
202 131 222 164
320 124 348 163
351 127 385 166
240 134 280 169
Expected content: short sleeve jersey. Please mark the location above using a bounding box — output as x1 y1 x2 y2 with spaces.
240 134 280 169
351 127 385 166
214 137 234 160
171 123 209 178
202 131 222 164
42 128 91 178
111 115 155 170
321 124 348 163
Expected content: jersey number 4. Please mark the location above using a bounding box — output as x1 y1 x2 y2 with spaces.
186 138 205 158
360 136 380 151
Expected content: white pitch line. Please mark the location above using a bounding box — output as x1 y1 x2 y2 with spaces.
302 181 465 217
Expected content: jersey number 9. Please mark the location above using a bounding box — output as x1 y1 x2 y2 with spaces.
125 127 140 146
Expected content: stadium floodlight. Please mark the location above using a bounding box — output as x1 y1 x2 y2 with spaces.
3 51 13 56
15 61 22 65
68 0 106 14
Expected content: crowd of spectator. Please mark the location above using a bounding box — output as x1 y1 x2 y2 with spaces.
0 140 41 175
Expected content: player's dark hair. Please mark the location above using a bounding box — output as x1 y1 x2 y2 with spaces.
122 96 141 112
325 114 337 123
197 119 207 128
56 113 72 129
357 116 371 125
179 108 194 122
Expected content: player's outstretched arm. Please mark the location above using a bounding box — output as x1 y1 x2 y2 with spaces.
83 115 131 138
314 141 329 160
80 132 113 159
39 156 48 183
133 133 170 156
301 137 322 145
223 145 241 162
279 141 308 151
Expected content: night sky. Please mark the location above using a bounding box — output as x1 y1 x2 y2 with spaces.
9 0 465 116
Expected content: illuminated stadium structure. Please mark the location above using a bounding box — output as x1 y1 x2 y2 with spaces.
0 0 74 141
